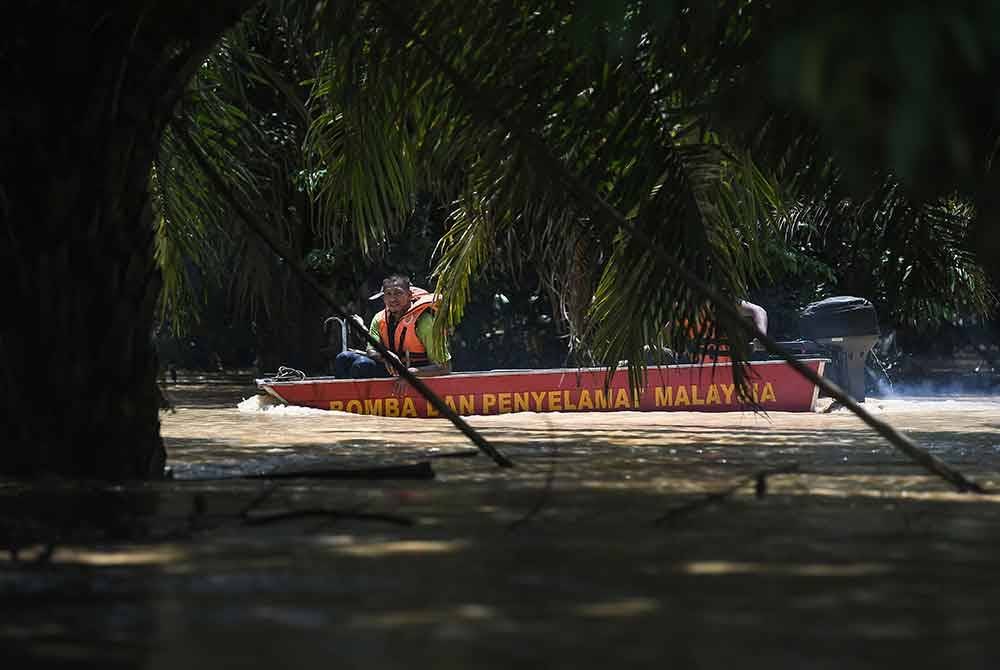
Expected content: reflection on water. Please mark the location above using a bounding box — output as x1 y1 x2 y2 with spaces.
4 378 1000 668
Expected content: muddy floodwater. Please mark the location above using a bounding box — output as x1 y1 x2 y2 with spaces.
5 377 1000 668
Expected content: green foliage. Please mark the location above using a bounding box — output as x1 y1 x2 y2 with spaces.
297 0 789 387
152 0 999 375
766 181 995 334
155 4 323 314
762 1 1000 196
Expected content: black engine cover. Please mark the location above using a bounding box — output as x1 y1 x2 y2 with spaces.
799 296 879 340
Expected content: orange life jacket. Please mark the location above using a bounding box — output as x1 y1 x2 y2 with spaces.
376 289 440 367
682 313 731 364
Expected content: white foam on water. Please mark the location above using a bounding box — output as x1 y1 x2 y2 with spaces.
236 394 276 412
855 396 1000 414
236 394 334 416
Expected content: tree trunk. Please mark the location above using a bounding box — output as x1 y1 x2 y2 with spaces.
0 3 254 479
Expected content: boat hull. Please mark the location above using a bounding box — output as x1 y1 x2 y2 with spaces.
256 359 827 417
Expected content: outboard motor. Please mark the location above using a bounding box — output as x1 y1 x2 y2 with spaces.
799 296 880 402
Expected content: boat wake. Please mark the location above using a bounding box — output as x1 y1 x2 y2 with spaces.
237 394 331 415
819 395 1000 414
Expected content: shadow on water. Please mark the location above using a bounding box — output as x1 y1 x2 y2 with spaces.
0 485 164 668
166 436 474 480
5 472 1000 668
4 383 1000 667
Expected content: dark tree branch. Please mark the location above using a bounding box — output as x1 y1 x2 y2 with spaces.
506 465 556 532
653 463 800 526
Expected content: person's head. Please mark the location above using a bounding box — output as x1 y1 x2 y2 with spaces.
381 274 412 315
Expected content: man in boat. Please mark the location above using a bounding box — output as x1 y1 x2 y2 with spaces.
738 300 768 341
646 299 768 364
334 274 452 380
696 299 768 361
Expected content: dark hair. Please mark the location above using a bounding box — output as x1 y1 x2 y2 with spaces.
383 274 410 288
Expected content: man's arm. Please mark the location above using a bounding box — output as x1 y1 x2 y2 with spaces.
365 315 385 361
411 312 451 377
738 300 768 337
406 360 452 377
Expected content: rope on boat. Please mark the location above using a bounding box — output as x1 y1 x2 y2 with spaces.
274 366 306 381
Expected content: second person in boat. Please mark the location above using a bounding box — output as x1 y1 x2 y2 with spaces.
334 274 452 380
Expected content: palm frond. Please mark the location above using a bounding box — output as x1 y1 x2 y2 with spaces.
301 1 784 385
301 0 995 386
156 5 320 331
586 145 776 390
774 176 996 330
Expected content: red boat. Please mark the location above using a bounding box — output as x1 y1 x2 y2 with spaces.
256 359 827 417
